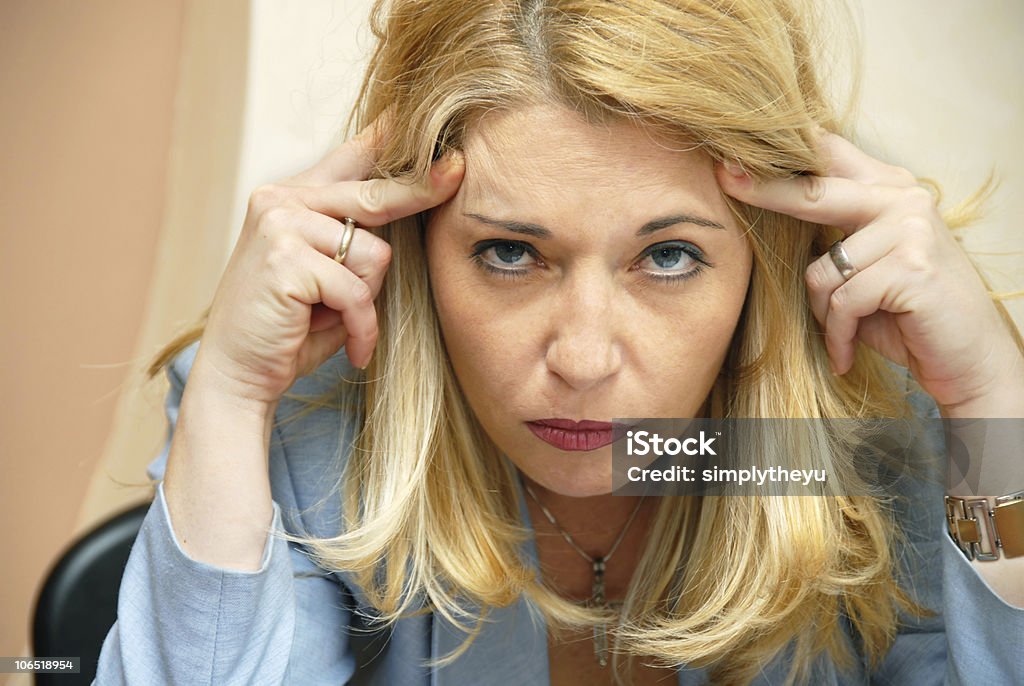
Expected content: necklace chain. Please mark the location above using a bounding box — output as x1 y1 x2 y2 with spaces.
522 480 647 668
523 482 645 567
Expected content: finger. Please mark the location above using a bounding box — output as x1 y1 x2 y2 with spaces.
298 250 379 369
285 108 395 187
817 130 918 188
804 229 892 327
716 164 895 231
299 150 465 227
332 228 391 300
823 255 908 374
287 210 392 297
263 206 392 298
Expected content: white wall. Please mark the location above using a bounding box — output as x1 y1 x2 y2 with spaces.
225 0 376 253
855 1 1024 323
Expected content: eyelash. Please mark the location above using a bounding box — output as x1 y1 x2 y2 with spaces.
469 239 711 284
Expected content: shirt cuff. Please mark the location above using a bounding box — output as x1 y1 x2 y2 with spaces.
154 480 281 574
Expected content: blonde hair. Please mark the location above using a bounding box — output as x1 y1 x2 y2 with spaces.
148 0 1023 684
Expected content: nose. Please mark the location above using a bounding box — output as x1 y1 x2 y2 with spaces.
544 270 623 392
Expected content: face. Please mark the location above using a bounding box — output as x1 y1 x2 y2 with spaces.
425 103 753 497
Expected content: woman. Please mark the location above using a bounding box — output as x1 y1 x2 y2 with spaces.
95 0 1024 684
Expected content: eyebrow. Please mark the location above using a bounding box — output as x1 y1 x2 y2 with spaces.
462 211 726 238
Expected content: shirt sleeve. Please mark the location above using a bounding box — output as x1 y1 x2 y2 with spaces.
930 400 1024 683
871 380 1024 684
93 344 360 685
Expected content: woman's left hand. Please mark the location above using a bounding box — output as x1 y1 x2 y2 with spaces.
715 130 1024 417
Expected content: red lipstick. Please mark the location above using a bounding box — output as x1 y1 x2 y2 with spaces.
526 418 618 451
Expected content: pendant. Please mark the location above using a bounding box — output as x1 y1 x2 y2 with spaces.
591 557 609 668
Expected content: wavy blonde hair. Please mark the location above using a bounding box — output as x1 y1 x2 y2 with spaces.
148 0 1023 683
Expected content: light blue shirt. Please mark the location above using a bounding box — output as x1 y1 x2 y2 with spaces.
94 340 1024 684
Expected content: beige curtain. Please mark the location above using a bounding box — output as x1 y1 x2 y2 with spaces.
77 0 375 530
75 0 252 535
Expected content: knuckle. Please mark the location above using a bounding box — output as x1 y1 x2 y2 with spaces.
828 287 847 313
903 185 935 210
263 234 299 274
258 206 293 233
803 175 826 203
866 183 889 209
350 279 373 308
805 259 831 291
371 238 393 269
895 244 932 275
890 165 917 186
248 184 287 214
899 212 933 236
357 179 388 219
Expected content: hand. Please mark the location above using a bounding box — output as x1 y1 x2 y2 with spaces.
198 116 465 405
715 130 1024 413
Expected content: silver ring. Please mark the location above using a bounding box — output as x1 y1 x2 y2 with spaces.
828 240 858 281
334 217 357 264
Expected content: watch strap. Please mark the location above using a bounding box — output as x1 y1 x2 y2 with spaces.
945 491 1024 561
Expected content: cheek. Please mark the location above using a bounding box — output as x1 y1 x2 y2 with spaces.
636 298 736 390
425 224 517 386
634 247 751 395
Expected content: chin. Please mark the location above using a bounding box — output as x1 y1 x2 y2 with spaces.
549 480 614 498
521 453 615 498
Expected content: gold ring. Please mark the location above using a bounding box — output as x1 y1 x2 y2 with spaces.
334 217 357 264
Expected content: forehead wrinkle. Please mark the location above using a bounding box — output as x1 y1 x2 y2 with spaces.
463 130 688 211
456 104 723 229
461 133 570 209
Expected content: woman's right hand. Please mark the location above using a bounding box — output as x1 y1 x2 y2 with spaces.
197 119 465 405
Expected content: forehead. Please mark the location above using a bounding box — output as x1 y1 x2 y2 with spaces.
458 103 723 214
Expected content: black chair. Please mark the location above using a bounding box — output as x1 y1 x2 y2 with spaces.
32 500 152 685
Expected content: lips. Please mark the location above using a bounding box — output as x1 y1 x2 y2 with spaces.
526 418 630 451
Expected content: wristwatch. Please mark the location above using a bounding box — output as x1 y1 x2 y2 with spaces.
945 491 1024 561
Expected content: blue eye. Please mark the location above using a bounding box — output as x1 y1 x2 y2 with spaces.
471 239 538 278
636 241 708 282
490 242 531 265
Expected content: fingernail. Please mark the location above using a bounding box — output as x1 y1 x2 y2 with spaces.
723 160 746 178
